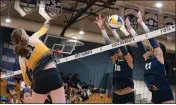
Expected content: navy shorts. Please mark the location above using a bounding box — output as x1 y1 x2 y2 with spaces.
152 89 174 104
112 91 135 104
32 54 64 94
32 68 64 94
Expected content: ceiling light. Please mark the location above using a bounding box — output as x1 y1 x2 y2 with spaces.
156 3 162 8
79 30 84 35
6 18 11 23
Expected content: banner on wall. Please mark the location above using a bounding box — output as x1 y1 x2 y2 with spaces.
39 0 62 21
124 6 138 29
1 43 20 71
164 15 175 26
164 14 175 40
1 0 10 11
14 0 37 17
144 9 158 30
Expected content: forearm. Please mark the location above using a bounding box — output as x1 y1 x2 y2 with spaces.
101 29 111 44
21 69 32 87
128 27 138 37
140 22 163 62
126 25 147 55
137 42 147 54
112 30 128 56
33 21 50 38
19 57 32 86
112 30 133 68
140 21 150 33
101 29 116 56
140 22 159 48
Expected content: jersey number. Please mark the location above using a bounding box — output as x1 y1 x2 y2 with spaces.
115 64 121 71
145 62 152 70
26 45 35 59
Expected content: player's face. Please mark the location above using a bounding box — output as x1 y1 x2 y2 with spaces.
117 49 123 59
22 92 32 103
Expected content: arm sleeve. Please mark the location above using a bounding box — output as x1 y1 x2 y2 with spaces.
101 29 117 56
32 21 50 38
140 22 150 33
128 26 147 54
137 42 147 55
112 30 128 56
19 57 31 86
140 22 159 48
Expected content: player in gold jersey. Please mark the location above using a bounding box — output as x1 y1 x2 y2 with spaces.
11 21 66 103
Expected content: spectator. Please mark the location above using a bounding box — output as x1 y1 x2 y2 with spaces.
9 94 19 104
7 77 16 95
73 74 82 89
66 73 73 86
20 88 32 103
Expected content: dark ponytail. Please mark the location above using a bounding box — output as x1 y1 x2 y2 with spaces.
11 28 29 57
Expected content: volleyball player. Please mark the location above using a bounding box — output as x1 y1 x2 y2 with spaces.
126 12 174 104
11 21 66 103
95 14 135 104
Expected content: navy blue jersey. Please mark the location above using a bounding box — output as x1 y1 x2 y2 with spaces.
113 59 134 90
144 56 171 91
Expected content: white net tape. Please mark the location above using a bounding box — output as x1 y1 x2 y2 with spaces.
1 25 175 79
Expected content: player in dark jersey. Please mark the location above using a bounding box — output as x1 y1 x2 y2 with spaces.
95 14 134 104
126 12 174 104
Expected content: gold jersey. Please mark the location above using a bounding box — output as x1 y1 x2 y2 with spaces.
19 24 50 86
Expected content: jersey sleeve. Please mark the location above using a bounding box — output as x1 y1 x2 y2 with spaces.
32 21 50 38
19 56 32 86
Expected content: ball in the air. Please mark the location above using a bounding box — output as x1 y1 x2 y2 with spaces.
108 15 124 29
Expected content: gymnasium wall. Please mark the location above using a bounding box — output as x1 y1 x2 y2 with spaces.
1 16 175 53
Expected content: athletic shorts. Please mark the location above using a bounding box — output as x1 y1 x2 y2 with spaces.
32 54 64 94
32 68 63 94
152 89 174 104
112 91 135 104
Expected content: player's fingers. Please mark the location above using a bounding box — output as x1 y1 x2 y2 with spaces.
96 17 98 21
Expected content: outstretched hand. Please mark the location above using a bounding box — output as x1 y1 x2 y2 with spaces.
136 12 143 24
94 14 105 30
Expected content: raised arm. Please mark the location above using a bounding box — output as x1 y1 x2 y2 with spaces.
111 29 133 69
95 14 118 63
137 12 164 64
32 20 50 38
126 17 149 61
19 56 31 86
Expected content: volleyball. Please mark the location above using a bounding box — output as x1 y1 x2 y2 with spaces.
108 15 124 29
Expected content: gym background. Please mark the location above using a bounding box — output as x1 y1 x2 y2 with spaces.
0 0 175 104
